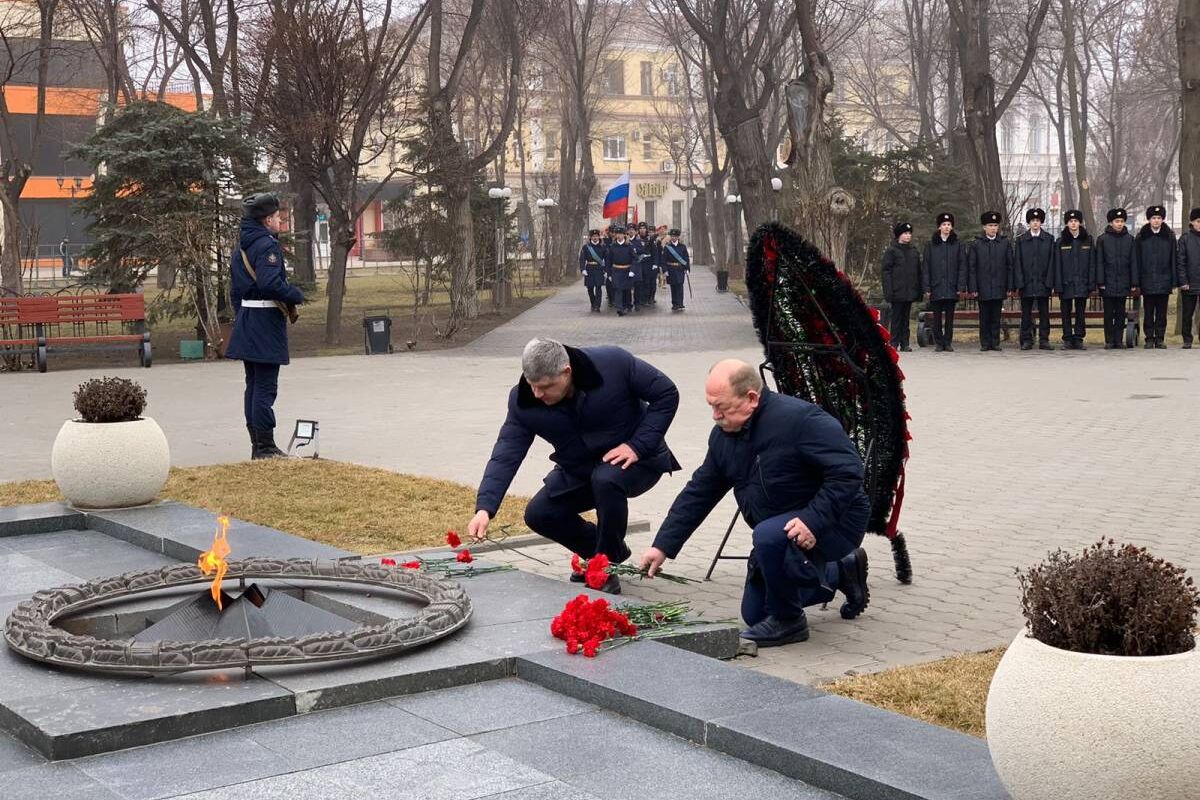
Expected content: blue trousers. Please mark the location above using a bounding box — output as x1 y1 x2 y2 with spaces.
524 462 662 561
741 511 850 625
242 360 280 431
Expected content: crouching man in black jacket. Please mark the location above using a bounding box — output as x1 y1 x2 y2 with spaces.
639 360 870 646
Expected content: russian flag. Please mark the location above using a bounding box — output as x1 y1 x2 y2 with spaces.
603 171 630 219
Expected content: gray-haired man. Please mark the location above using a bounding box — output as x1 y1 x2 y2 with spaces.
468 338 681 593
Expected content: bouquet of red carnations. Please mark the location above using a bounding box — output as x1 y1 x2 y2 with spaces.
550 594 638 657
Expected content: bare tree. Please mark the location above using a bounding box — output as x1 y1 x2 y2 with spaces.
1181 0 1200 211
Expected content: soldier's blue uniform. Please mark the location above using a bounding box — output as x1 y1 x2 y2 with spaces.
659 230 690 311
634 225 659 308
578 230 607 313
607 229 638 316
225 193 305 459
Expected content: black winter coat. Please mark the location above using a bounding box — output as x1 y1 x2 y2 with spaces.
881 242 923 302
475 346 680 517
967 234 1014 301
579 242 607 288
651 390 869 562
1095 226 1139 297
1014 230 1057 297
1056 228 1096 299
1176 228 1200 294
1134 223 1177 295
922 232 966 301
225 219 305 365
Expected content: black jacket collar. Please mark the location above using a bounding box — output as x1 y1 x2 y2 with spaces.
517 346 603 408
1058 227 1091 245
1137 222 1173 241
930 231 958 245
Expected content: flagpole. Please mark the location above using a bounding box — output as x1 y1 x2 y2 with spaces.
625 157 632 227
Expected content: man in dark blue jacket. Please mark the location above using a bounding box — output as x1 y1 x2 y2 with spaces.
469 338 681 593
225 193 305 459
606 227 639 316
639 360 870 646
1014 208 1057 350
659 228 690 311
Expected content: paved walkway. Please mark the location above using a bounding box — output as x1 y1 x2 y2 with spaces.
4 275 1200 684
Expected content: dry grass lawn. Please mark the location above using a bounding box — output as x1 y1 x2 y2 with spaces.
0 460 530 555
822 649 1004 738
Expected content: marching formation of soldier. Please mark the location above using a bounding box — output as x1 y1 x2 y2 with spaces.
577 222 691 316
881 206 1200 351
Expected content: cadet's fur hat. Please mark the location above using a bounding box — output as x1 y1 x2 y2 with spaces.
893 222 913 239
1190 208 1200 222
980 211 1001 225
1026 208 1045 223
1064 209 1084 223
612 225 627 235
668 228 681 236
242 192 280 220
636 221 649 229
1106 208 1127 222
936 212 954 226
1146 205 1166 219
588 228 600 237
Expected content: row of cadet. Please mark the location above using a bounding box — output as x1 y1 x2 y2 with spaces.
880 206 1200 352
577 224 692 316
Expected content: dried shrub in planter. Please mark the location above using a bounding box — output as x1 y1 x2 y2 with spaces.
1019 539 1200 657
73 377 147 423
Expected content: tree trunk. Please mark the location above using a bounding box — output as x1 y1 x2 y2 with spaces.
951 0 1008 222
689 189 712 266
0 187 25 296
706 180 728 271
323 220 354 345
288 161 318 286
1053 68 1076 211
1063 0 1096 228
446 178 478 322
1181 0 1200 213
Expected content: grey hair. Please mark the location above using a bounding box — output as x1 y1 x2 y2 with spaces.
522 337 569 382
710 360 762 397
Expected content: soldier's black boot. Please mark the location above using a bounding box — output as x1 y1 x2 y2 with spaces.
740 612 810 646
837 547 870 620
252 429 287 460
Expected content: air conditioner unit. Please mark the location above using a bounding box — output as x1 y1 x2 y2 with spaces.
661 160 675 173
632 130 641 141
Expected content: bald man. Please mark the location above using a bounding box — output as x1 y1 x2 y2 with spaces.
639 360 870 646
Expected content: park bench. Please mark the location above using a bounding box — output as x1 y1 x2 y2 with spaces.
916 296 1140 348
0 293 151 372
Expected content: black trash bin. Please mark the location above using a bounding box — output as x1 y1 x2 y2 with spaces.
363 311 393 355
716 269 729 292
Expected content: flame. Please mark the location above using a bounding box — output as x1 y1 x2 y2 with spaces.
198 515 231 610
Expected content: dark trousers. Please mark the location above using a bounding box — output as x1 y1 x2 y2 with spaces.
1183 294 1199 343
931 299 956 346
1102 296 1126 344
1020 296 1051 346
1060 297 1087 342
741 511 843 625
889 301 913 348
669 276 685 308
1142 294 1169 342
641 269 658 304
585 283 602 311
242 360 280 431
60 255 71 277
523 462 663 561
605 279 614 307
978 299 1003 348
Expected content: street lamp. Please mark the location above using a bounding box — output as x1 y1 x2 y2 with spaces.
770 177 783 222
487 186 513 308
535 197 557 285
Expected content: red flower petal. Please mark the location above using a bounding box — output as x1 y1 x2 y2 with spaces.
401 560 421 569
380 557 397 567
456 549 474 563
585 570 608 590
570 554 583 575
446 530 462 548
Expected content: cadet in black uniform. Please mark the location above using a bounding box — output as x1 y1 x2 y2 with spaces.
922 212 966 352
1176 208 1200 348
967 211 1014 351
607 226 638 316
1056 210 1095 350
881 222 922 351
635 222 659 308
1134 205 1175 348
579 229 607 313
1014 208 1057 350
1095 208 1139 349
659 228 690 311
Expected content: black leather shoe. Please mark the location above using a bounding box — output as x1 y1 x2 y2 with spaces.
837 547 870 620
1155 340 1167 349
595 574 621 595
569 571 585 583
899 344 912 352
739 613 810 646
1020 342 1033 351
1144 340 1154 349
934 343 944 352
252 429 287 459
1039 342 1053 350
944 344 954 352
1184 341 1193 349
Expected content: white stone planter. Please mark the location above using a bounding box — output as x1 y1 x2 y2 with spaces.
986 630 1200 800
51 417 170 509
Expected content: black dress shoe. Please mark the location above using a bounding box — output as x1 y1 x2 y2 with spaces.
569 571 585 583
595 574 622 595
1144 341 1154 349
739 613 810 646
1020 342 1033 351
1155 341 1167 349
944 344 954 352
1184 341 1193 349
1104 343 1115 350
899 344 912 352
837 547 870 620
980 345 989 352
1039 342 1053 350
934 343 945 352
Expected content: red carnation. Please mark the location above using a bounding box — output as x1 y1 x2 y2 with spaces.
585 570 608 590
380 557 397 567
456 549 474 564
401 560 421 569
446 530 462 548
571 554 584 575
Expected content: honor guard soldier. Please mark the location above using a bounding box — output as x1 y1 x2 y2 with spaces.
881 221 923 351
922 212 966 352
967 211 1014 351
1014 208 1057 350
1057 210 1095 349
1176 208 1200 348
1135 205 1175 348
224 192 305 459
607 226 638 316
579 229 607 313
660 228 690 311
1095 208 1139 348
635 222 660 308
603 224 618 308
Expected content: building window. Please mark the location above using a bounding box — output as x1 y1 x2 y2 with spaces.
603 135 627 160
664 63 681 96
602 60 625 94
672 199 683 231
645 200 656 226
1001 123 1015 153
640 61 654 95
642 137 653 161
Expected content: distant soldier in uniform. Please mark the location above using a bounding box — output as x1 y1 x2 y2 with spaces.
1134 205 1175 349
1095 208 1139 349
603 224 618 308
607 226 638 317
579 229 607 313
660 228 690 311
967 211 1014 351
1014 208 1057 350
1175 207 1200 349
881 221 922 352
59 237 72 277
635 222 660 308
225 192 305 459
1057 209 1095 350
922 212 965 352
